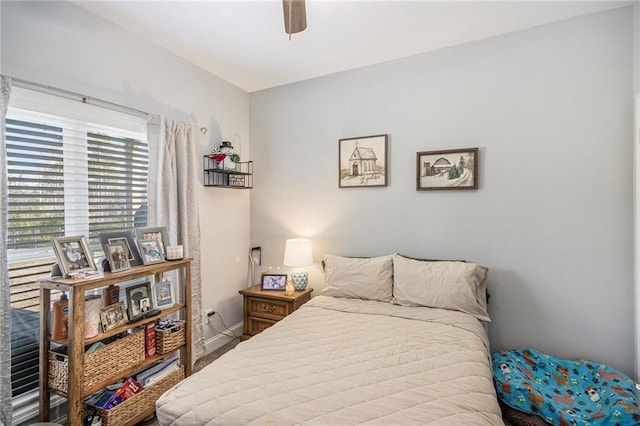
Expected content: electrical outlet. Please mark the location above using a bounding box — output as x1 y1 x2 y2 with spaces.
205 308 216 322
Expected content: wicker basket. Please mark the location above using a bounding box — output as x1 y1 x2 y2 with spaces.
89 366 185 426
156 321 185 355
48 330 145 394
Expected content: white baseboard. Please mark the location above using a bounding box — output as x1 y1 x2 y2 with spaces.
202 321 243 356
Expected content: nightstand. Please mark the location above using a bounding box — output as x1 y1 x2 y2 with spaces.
239 284 313 340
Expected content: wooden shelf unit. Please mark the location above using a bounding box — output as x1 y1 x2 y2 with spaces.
38 258 193 426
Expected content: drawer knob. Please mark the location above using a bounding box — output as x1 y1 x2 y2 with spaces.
261 304 276 313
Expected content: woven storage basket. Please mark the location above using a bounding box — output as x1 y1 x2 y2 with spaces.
48 330 145 394
156 321 185 355
90 366 185 426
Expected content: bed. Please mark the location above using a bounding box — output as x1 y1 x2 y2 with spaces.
156 254 503 425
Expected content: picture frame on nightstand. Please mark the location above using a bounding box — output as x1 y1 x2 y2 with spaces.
260 273 287 291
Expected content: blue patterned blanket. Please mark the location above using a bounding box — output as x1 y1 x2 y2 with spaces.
492 349 640 425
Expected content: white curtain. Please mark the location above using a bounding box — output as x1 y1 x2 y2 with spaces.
0 76 13 425
147 115 205 363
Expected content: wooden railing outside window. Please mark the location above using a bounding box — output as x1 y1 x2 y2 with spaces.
9 257 59 398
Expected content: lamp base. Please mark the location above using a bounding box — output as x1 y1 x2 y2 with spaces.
290 269 308 291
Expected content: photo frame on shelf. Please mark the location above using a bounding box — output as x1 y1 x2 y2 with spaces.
260 273 288 291
99 301 129 332
152 280 175 309
416 147 479 191
136 226 169 256
339 134 388 188
125 282 153 321
99 231 142 266
105 242 131 273
138 239 165 265
51 236 97 278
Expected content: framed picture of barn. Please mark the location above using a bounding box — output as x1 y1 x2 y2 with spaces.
416 148 479 191
339 134 388 188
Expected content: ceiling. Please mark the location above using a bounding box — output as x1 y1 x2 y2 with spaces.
76 1 632 92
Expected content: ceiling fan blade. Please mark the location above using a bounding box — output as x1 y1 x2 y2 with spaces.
283 0 307 35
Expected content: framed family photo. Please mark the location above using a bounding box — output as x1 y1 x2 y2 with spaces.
99 301 128 332
152 280 175 309
261 273 287 291
99 231 142 266
138 239 165 265
126 282 153 321
339 134 388 188
52 236 97 277
136 227 169 256
105 243 131 272
416 147 479 191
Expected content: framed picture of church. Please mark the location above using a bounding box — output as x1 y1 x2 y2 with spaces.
416 147 479 191
339 134 388 188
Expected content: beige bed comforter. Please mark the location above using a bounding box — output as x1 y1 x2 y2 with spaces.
156 296 502 425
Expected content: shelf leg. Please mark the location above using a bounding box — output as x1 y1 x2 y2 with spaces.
39 286 51 421
67 287 85 426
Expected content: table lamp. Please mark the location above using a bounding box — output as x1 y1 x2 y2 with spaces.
283 238 313 291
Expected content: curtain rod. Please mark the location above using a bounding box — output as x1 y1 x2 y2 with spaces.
7 76 209 134
8 75 149 119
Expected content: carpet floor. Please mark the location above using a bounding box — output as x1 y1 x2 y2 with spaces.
137 337 240 426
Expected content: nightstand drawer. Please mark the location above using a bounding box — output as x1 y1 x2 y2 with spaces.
247 316 277 336
248 297 289 320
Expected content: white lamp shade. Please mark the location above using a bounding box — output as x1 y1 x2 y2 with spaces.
283 238 313 267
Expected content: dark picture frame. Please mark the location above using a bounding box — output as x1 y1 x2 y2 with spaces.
51 236 97 278
138 239 165 265
99 231 142 266
136 226 169 256
416 147 479 191
99 301 129 332
125 282 153 321
105 242 131 273
260 273 288 291
339 134 388 188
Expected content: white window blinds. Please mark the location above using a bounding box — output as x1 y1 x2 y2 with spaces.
6 87 149 261
6 118 65 250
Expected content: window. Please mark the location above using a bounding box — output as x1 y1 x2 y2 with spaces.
87 130 149 240
5 87 148 417
6 118 65 251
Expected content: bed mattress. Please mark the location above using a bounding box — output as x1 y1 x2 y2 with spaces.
156 296 502 425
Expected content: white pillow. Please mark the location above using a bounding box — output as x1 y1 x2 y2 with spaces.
322 254 394 302
392 254 490 322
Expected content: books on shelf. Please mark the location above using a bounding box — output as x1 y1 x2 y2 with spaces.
136 353 179 387
85 377 143 410
141 363 180 387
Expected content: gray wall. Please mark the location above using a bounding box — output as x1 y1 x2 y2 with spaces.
251 7 635 375
1 1 251 345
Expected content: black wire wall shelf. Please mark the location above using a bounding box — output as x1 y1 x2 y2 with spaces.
203 156 253 189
